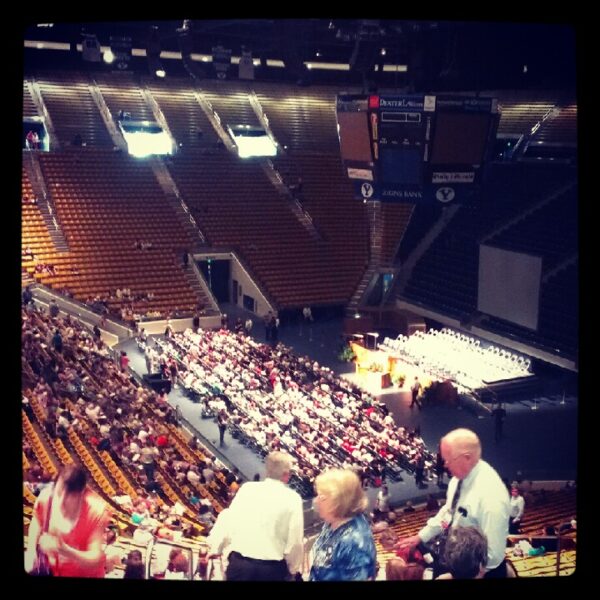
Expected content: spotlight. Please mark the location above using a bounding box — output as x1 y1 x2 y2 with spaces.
103 49 115 64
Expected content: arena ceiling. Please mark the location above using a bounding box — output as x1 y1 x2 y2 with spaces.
24 19 577 91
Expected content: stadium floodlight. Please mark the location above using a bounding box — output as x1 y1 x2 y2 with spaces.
103 49 115 64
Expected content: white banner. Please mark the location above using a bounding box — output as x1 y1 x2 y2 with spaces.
348 167 374 181
432 172 475 183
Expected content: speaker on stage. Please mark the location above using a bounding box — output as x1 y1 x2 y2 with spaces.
143 373 171 394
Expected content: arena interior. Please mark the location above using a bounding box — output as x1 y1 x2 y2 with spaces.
20 19 579 580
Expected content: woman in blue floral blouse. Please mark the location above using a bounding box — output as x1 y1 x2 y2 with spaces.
309 468 377 581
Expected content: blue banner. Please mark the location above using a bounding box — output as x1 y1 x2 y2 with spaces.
353 181 478 203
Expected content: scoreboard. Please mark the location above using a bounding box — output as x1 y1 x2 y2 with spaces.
336 94 499 203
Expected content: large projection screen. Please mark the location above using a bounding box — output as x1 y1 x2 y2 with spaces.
478 245 542 330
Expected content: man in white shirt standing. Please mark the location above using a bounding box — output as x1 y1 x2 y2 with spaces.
396 428 510 578
207 451 304 580
374 484 391 521
509 485 525 534
410 376 422 409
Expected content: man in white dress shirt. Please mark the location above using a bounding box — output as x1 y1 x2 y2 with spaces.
509 485 525 534
396 428 510 578
206 451 304 580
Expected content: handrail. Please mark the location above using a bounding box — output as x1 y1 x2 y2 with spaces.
555 522 576 577
188 254 220 313
248 91 282 154
141 87 178 155
145 537 156 580
28 79 60 150
88 79 128 151
31 283 132 340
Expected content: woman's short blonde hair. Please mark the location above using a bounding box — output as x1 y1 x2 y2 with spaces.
315 468 368 519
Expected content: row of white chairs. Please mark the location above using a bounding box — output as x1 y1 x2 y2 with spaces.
379 328 531 390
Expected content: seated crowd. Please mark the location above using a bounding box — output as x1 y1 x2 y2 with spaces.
22 303 576 579
82 290 169 325
148 327 436 497
22 306 243 553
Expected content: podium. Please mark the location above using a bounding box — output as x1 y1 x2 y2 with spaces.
365 332 380 350
363 371 391 390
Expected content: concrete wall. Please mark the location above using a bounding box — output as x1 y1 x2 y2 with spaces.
139 315 222 335
230 257 273 317
193 251 274 317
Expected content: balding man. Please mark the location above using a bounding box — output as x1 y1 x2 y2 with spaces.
207 451 304 581
396 428 510 578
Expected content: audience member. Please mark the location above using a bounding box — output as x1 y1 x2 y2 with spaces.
436 526 488 579
374 484 390 521
217 409 228 447
310 468 377 581
24 464 110 577
396 428 509 578
103 526 122 575
245 317 253 335
410 376 422 409
302 306 313 322
509 485 525 534
26 129 40 150
124 549 145 579
386 557 424 581
165 547 189 579
426 494 440 511
207 451 304 581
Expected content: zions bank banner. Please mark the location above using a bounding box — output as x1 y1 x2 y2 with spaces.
353 181 479 204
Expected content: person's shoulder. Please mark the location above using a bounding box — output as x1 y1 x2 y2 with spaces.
35 483 54 506
86 490 110 519
355 513 374 531
339 518 375 552
278 483 302 503
480 459 505 481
